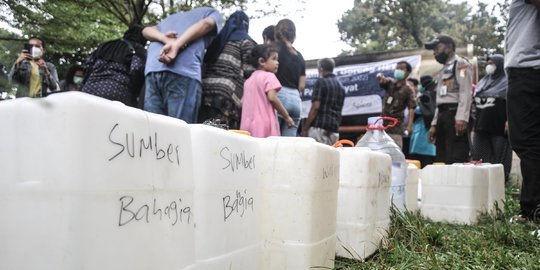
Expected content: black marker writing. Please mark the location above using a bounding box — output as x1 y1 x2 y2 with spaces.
118 195 192 226
223 189 254 221
220 147 256 172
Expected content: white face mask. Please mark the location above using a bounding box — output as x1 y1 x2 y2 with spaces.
73 76 83 85
485 64 496 75
31 47 43 59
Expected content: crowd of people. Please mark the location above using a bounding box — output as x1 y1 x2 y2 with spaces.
2 0 539 223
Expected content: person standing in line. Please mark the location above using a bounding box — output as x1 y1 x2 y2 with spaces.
274 19 305 136
425 35 473 164
198 11 256 129
409 75 437 168
262 25 275 44
9 36 59 98
505 0 540 223
403 77 420 157
472 54 512 183
81 25 147 107
300 58 345 145
240 44 294 137
59 64 84 92
376 61 416 148
143 7 223 123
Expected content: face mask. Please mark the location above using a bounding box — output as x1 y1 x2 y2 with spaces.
73 76 83 85
435 52 449 64
485 64 496 75
418 85 424 92
31 47 43 59
394 69 406 80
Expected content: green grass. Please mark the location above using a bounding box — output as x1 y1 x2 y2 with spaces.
334 183 540 269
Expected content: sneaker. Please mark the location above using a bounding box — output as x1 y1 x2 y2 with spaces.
531 229 540 240
510 214 530 224
533 207 540 224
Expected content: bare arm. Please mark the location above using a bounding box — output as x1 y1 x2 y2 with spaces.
298 75 306 92
142 26 171 44
267 89 295 127
429 108 438 143
159 17 217 64
407 107 414 134
301 100 320 136
376 73 391 89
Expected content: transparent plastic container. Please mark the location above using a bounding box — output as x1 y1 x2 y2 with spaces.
356 117 407 211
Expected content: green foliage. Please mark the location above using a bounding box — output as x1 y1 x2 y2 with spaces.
338 0 507 55
334 184 540 269
0 0 123 77
0 0 303 79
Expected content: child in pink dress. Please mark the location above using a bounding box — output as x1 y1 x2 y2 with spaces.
241 44 294 137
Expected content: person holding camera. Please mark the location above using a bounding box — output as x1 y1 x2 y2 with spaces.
8 36 59 98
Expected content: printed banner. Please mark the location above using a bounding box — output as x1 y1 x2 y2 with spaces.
301 55 422 118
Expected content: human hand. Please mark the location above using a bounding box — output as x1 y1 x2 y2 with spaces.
300 128 308 137
36 59 47 70
164 31 177 39
406 125 413 136
285 116 296 128
159 40 180 64
455 120 467 136
428 126 436 143
376 73 385 84
16 49 31 64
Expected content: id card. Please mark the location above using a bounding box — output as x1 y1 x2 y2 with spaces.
440 85 447 96
386 96 393 104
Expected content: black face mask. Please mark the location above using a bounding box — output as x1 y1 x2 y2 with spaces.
435 52 449 64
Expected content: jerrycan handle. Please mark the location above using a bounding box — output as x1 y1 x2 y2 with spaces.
367 117 398 130
332 139 355 148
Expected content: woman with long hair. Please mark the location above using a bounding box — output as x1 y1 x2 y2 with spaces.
273 19 305 136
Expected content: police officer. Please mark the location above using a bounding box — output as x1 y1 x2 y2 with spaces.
424 35 473 163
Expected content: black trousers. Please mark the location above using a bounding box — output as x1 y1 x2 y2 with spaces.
471 132 512 183
507 68 540 219
435 107 470 163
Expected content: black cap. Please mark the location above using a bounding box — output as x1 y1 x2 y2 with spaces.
420 75 433 87
424 35 455 50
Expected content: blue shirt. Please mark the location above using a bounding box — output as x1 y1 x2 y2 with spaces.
145 7 223 82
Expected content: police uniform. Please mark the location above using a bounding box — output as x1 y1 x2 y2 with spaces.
431 54 473 163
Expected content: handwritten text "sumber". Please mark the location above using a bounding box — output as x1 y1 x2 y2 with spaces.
220 147 255 172
108 123 181 166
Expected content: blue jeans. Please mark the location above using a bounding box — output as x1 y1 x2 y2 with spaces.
277 86 302 136
144 71 202 123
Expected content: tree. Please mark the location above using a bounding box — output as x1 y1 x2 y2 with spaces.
464 1 505 56
337 0 449 52
0 0 304 78
338 0 506 55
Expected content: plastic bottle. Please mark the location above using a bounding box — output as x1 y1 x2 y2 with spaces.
356 116 407 212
